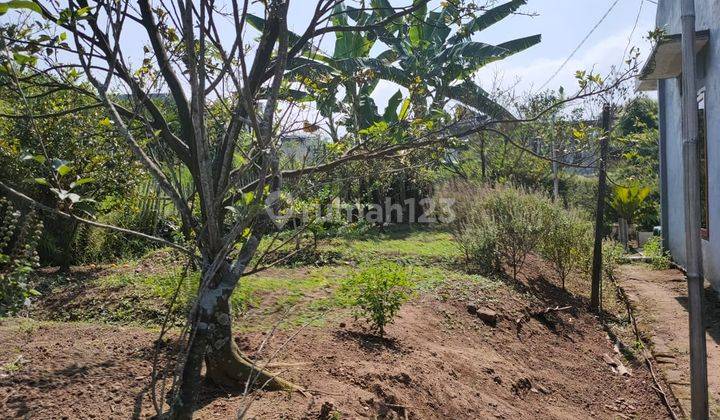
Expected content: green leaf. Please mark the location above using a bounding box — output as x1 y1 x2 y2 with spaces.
98 117 112 127
56 164 72 176
448 0 528 43
70 177 94 189
243 191 255 205
445 82 514 120
383 90 403 122
21 154 46 164
398 98 411 120
12 52 37 66
76 6 90 17
0 1 42 16
33 177 49 186
330 3 374 59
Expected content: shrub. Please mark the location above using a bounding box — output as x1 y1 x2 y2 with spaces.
602 239 625 281
340 262 413 336
540 207 593 289
455 211 499 273
0 198 43 316
563 175 598 218
484 187 554 280
443 183 560 279
643 236 670 270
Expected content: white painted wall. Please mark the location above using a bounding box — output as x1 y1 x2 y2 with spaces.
657 0 720 291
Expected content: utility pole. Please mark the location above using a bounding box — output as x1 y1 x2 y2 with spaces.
551 115 559 202
590 104 610 312
680 0 709 417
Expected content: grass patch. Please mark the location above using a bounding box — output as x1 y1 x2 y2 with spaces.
322 226 461 263
35 228 497 330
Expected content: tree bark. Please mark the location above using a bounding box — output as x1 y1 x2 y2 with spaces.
170 263 301 419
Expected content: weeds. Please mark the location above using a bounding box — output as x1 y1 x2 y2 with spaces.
643 236 671 270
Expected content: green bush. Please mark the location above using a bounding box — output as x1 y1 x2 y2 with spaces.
455 211 499 274
340 262 413 336
0 198 43 316
540 207 593 289
484 187 554 280
643 236 670 270
602 239 625 281
563 175 598 219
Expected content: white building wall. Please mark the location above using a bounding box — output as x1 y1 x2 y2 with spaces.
657 0 720 290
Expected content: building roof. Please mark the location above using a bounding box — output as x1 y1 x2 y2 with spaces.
636 30 710 91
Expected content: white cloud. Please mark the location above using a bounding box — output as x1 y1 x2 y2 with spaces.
476 26 654 96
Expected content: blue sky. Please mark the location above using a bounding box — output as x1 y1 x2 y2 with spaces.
3 0 658 108
286 0 658 108
472 0 657 93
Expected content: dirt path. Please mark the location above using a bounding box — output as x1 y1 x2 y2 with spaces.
618 264 720 417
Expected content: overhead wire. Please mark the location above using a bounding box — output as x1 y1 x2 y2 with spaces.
536 0 622 92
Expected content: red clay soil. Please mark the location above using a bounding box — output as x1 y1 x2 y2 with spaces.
1 263 671 419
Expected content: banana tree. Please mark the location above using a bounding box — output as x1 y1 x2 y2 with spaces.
363 0 541 120
249 4 397 136
251 0 540 132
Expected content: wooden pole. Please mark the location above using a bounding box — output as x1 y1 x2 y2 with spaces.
590 104 610 312
679 0 709 417
551 115 559 202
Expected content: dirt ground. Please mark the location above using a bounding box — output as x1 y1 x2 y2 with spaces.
0 259 674 419
618 264 720 417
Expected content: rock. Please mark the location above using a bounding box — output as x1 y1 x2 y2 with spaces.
602 353 632 376
512 377 532 395
318 401 335 420
476 307 498 325
536 383 552 395
393 372 412 385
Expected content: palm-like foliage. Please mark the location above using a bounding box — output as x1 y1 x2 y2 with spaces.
367 0 540 119
249 0 540 129
609 185 652 223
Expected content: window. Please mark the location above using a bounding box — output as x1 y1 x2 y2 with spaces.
698 89 709 239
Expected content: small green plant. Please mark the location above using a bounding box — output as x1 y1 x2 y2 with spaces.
0 198 43 316
340 262 413 336
643 236 670 270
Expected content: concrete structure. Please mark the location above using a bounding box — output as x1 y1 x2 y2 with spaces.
639 0 719 291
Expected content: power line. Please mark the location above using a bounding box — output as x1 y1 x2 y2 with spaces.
536 0 622 92
618 0 645 68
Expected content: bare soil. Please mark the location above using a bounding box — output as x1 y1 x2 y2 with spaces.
0 259 672 419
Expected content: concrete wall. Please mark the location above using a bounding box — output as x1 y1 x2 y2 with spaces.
657 0 720 291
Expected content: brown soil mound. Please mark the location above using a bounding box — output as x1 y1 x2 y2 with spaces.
1 273 669 419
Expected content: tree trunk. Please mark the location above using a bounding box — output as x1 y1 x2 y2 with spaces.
619 218 629 251
58 219 78 272
170 264 301 419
